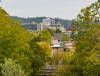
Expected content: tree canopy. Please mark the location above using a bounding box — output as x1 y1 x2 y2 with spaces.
0 7 52 76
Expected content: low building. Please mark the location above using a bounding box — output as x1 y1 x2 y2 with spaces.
51 33 74 55
51 38 63 55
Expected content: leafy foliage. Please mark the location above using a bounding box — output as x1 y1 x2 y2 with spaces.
69 1 100 76
0 58 26 76
0 7 52 76
33 30 52 43
76 2 100 23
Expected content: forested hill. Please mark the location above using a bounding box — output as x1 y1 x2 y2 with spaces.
11 16 72 27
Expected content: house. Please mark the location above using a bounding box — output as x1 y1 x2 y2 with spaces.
51 38 63 55
51 33 74 55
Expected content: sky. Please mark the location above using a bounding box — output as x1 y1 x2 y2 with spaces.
0 0 97 20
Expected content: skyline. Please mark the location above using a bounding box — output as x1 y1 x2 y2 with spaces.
0 0 97 20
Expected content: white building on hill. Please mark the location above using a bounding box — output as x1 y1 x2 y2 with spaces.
42 18 55 25
42 18 55 29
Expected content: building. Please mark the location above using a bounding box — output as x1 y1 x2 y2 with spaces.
66 31 72 37
22 22 43 31
51 33 74 55
50 22 66 32
51 38 63 55
42 18 56 30
42 18 55 25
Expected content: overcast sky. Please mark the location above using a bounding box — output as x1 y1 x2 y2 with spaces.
0 0 97 20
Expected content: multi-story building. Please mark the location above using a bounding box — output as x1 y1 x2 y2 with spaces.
22 22 43 32
50 22 66 32
42 18 56 29
42 17 55 25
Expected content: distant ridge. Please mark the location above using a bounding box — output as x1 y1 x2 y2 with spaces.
11 16 72 28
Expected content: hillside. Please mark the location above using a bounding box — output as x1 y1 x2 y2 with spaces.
11 16 72 28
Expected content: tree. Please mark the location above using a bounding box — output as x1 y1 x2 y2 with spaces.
0 7 49 76
55 29 61 33
73 0 100 53
62 33 69 41
33 30 52 43
0 7 19 26
29 38 53 76
71 1 100 76
37 42 52 57
0 25 35 75
51 51 74 65
0 58 26 76
76 2 100 23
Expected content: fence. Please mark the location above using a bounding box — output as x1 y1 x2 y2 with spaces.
36 65 100 76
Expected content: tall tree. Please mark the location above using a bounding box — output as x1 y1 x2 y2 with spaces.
72 1 100 75
76 2 100 23
0 7 51 76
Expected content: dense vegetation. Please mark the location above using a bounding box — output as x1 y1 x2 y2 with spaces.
52 1 100 76
0 1 100 76
0 7 52 76
70 1 100 76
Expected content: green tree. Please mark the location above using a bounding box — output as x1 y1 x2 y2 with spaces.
0 7 19 26
76 2 100 23
0 7 50 76
0 58 26 76
55 29 62 33
71 1 100 76
51 51 74 65
30 41 52 75
0 25 35 75
33 30 52 43
62 33 69 41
